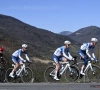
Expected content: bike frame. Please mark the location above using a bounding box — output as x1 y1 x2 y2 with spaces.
76 61 94 73
12 63 26 76
84 61 94 72
51 61 72 76
59 62 72 75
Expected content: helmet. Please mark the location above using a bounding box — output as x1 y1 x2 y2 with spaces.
22 44 28 48
64 40 71 45
91 38 98 42
0 47 4 51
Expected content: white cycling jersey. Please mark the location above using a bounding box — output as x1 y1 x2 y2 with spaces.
54 46 73 60
80 42 95 58
12 49 30 61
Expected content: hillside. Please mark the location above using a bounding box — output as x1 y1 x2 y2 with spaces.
59 31 72 36
69 26 100 44
0 14 79 60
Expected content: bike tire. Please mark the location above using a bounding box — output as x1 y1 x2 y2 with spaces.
44 66 57 83
21 67 33 83
65 65 80 82
5 68 22 83
0 68 6 82
87 65 100 82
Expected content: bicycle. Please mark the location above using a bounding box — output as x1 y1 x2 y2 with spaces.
0 61 7 82
75 59 100 82
5 61 33 83
44 57 80 83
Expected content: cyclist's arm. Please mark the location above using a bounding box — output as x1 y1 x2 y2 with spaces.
61 47 72 60
19 54 24 61
68 52 73 59
62 52 72 60
25 54 30 61
86 49 92 58
91 47 97 60
18 51 25 61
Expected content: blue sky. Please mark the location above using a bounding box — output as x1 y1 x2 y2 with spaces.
0 0 100 33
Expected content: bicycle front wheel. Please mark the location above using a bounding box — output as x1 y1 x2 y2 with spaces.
44 66 56 83
21 67 33 83
65 66 79 82
87 65 100 82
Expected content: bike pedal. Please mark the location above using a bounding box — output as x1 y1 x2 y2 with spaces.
79 74 84 79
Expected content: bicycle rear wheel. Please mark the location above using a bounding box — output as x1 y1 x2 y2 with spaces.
21 67 33 83
87 65 100 82
65 66 79 82
44 66 56 83
5 68 22 83
0 68 6 82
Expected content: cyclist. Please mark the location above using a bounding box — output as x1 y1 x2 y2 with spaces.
78 38 98 75
0 47 5 63
53 40 74 80
9 44 31 78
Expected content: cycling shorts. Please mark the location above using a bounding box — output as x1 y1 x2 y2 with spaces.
52 54 63 63
12 56 21 63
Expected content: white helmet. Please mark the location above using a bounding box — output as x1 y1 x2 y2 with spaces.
64 40 71 45
22 44 28 48
91 38 98 42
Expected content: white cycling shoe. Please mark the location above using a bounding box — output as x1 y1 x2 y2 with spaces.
80 71 85 75
54 76 60 80
9 73 14 78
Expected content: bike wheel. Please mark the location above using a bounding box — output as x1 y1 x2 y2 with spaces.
5 68 21 83
44 66 56 83
87 65 100 82
65 66 80 82
21 67 33 83
0 68 6 82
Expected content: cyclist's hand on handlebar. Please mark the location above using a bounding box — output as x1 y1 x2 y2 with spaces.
23 60 26 62
90 57 94 61
72 57 75 60
94 58 98 61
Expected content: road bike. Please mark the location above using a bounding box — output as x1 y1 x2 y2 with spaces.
44 57 80 83
5 61 33 83
75 59 100 82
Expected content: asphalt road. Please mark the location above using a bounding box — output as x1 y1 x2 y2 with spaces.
0 83 100 90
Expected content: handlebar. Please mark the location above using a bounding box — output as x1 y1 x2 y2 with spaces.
88 59 99 64
69 56 78 65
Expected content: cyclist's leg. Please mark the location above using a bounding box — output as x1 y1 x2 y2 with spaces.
78 50 88 75
16 60 24 76
9 56 20 77
53 55 60 80
61 57 67 62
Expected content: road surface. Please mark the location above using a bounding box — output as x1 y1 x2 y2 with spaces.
0 83 100 90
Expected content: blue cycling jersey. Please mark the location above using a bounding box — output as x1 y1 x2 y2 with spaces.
79 42 96 59
12 49 27 57
54 46 72 60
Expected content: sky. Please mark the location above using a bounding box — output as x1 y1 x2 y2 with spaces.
0 0 100 33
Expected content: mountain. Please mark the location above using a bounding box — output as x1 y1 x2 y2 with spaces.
0 14 79 61
59 31 73 36
69 26 100 44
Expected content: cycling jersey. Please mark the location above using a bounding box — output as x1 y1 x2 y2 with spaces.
79 42 95 58
79 42 97 66
12 49 29 62
54 46 73 60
